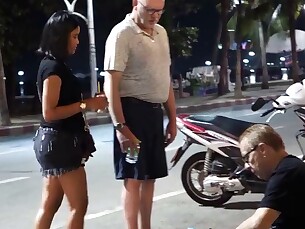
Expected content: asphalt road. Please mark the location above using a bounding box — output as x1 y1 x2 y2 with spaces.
0 103 304 229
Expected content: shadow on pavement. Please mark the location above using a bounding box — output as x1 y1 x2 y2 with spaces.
221 201 260 210
198 201 259 210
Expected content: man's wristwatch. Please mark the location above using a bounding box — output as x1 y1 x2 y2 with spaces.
114 123 126 130
80 101 87 110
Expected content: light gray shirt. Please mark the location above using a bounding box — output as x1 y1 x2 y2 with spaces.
104 14 171 103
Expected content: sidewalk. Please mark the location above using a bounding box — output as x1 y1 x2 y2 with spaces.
0 85 288 137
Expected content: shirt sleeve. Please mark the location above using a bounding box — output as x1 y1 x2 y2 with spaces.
41 60 62 82
259 170 291 212
103 27 129 72
163 28 171 66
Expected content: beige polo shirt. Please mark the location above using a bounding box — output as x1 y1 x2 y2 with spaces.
104 14 171 103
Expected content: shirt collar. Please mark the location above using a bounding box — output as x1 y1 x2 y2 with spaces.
125 14 159 37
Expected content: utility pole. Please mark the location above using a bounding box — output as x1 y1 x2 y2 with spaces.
62 0 98 96
87 0 98 96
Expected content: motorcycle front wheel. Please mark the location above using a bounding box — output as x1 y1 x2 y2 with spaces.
181 152 233 206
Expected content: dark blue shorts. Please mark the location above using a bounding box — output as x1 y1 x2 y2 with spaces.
113 97 168 180
33 127 96 177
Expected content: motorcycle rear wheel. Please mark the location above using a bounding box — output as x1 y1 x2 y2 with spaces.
181 152 233 206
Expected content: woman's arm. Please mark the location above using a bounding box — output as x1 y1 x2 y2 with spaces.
42 75 82 122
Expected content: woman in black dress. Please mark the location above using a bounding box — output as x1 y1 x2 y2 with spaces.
33 10 108 229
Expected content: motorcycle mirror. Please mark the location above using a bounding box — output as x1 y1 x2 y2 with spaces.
251 97 268 111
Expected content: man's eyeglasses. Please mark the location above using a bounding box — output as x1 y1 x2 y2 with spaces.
242 144 258 163
138 1 165 15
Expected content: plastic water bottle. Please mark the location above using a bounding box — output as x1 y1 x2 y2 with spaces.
125 152 138 164
125 143 140 164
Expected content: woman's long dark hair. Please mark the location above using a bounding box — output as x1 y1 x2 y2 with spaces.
37 10 80 60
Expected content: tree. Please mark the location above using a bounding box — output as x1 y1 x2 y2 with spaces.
227 0 287 94
0 49 10 125
254 1 286 89
244 0 276 90
228 0 246 98
241 1 285 89
268 0 303 82
216 0 231 95
160 0 201 62
281 0 302 82
0 0 61 124
251 0 270 89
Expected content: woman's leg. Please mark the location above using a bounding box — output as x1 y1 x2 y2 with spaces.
35 176 64 229
59 167 88 229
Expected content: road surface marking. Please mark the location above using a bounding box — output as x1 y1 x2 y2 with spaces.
274 126 284 130
152 189 185 201
84 189 185 220
51 189 185 229
0 177 30 184
0 148 27 155
239 112 259 117
85 206 123 220
165 146 179 152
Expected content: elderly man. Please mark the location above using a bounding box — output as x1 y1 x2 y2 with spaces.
236 124 305 229
103 0 176 229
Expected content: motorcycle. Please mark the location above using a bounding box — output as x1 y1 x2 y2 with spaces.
170 80 305 206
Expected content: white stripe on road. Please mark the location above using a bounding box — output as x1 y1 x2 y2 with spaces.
0 177 30 184
165 146 179 152
152 189 185 201
84 189 185 220
51 189 186 229
274 126 284 130
239 113 259 117
85 206 123 220
0 148 27 155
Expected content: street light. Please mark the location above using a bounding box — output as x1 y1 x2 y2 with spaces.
18 71 24 76
205 61 212 66
249 51 255 56
243 59 249 64
62 0 98 97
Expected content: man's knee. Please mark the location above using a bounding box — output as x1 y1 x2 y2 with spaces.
70 200 88 216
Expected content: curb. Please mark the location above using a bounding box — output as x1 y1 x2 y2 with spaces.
0 94 278 137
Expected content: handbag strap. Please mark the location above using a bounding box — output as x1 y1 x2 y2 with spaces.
81 93 90 131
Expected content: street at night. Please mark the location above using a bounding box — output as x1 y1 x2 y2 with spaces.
1 1 305 228
0 103 303 229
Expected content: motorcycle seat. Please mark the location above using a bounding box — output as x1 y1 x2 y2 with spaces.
187 115 257 139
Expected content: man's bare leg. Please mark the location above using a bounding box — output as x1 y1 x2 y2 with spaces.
123 179 141 229
139 179 155 229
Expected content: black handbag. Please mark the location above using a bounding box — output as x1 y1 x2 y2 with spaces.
81 94 97 161
81 130 96 160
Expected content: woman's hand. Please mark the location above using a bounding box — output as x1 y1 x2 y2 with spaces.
84 95 108 111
